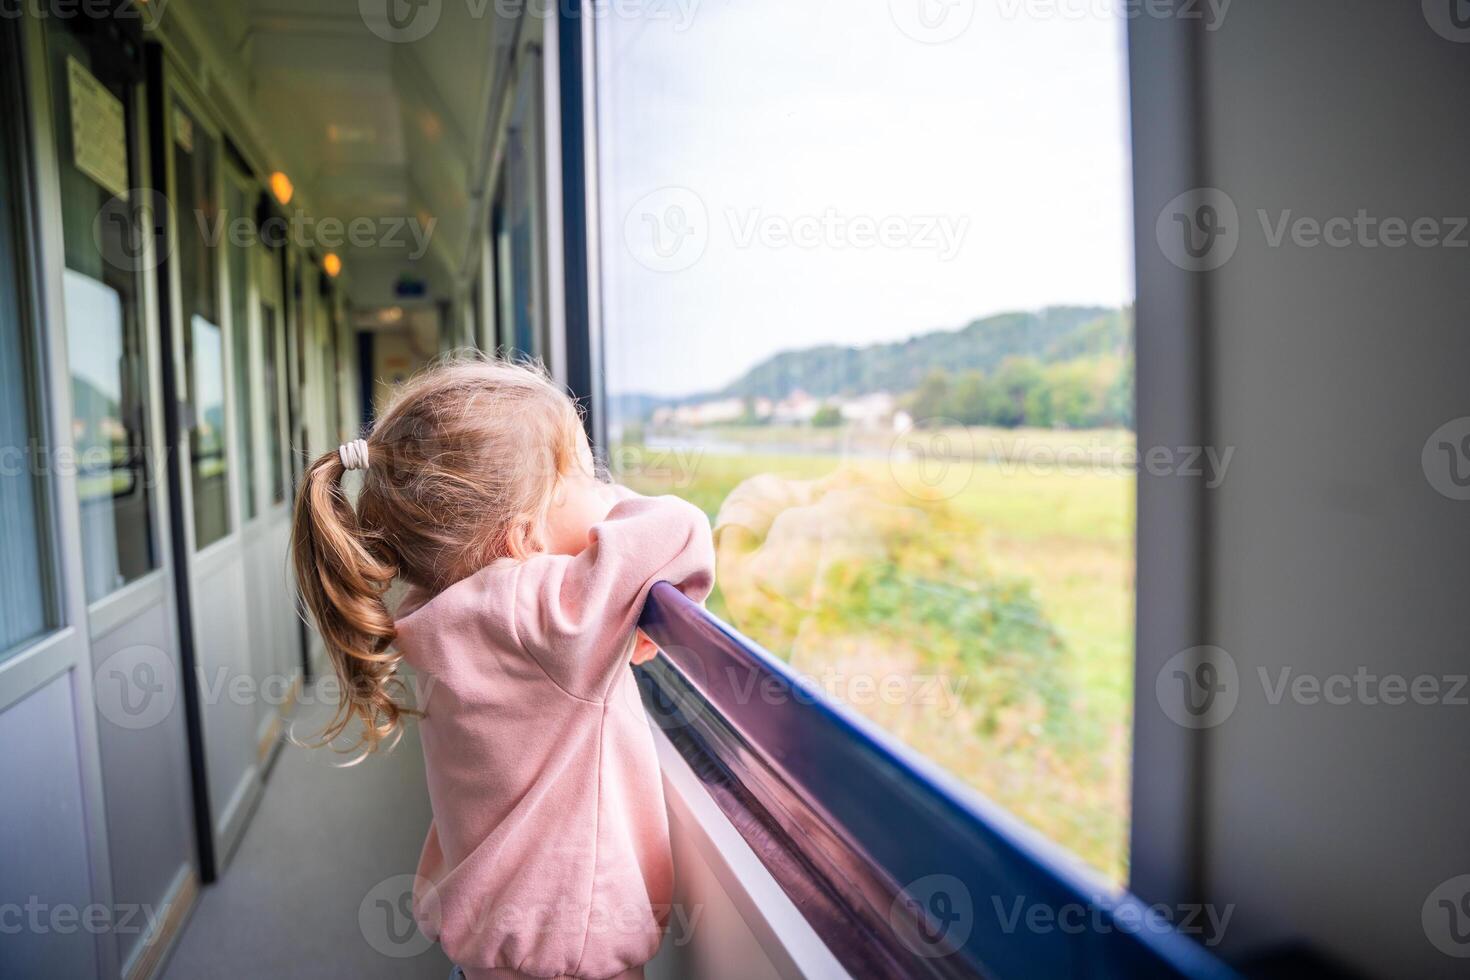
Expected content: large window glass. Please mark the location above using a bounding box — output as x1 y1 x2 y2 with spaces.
498 46 547 360
171 98 230 549
314 285 343 446
225 176 256 522
47 27 160 601
597 6 1135 883
0 96 50 655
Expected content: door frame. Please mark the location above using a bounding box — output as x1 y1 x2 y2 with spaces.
2 13 121 978
146 40 270 882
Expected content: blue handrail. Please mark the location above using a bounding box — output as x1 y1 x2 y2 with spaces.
639 582 1239 980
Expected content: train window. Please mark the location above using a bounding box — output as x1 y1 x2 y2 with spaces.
596 6 1135 882
46 25 160 602
490 188 513 354
226 175 257 522
500 48 547 360
318 301 342 443
171 99 231 549
262 303 286 505
0 97 50 656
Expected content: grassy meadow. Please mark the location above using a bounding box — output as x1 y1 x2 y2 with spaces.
616 425 1135 885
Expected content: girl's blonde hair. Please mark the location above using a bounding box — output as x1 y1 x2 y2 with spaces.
290 355 584 753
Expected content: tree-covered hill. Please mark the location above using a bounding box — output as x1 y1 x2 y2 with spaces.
718 305 1130 402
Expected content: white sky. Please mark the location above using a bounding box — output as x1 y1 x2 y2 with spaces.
596 0 1135 399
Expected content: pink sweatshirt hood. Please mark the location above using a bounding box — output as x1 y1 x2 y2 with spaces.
392 491 714 980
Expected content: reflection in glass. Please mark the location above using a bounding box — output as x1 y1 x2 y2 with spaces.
0 132 49 654
262 304 286 504
172 100 231 549
47 26 161 602
66 271 158 599
190 315 229 547
596 5 1136 882
227 180 256 521
503 48 545 358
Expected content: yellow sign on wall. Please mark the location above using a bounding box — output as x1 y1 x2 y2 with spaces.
66 56 129 200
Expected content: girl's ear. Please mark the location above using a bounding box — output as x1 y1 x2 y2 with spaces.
504 515 541 561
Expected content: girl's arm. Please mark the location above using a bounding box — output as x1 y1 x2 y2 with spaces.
511 492 714 701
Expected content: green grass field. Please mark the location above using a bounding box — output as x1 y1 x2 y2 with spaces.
617 426 1135 885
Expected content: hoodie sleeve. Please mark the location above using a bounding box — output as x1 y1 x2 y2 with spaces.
511 492 715 701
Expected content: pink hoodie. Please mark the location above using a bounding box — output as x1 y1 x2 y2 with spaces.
392 491 715 980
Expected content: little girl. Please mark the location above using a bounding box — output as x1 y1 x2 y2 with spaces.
290 358 714 980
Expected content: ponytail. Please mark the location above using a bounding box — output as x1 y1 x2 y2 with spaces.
290 446 412 755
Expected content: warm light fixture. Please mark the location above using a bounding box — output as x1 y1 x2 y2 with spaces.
269 171 294 205
379 306 404 325
322 252 342 278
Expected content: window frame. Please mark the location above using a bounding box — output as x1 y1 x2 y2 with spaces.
160 79 234 555
0 16 60 660
41 22 170 608
2 15 127 974
222 164 259 525
637 585 1235 979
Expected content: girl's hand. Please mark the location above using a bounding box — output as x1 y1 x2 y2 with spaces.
631 628 659 665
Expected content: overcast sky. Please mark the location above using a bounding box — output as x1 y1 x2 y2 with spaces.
596 0 1134 400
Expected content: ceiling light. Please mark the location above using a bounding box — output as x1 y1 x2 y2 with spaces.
269 171 294 205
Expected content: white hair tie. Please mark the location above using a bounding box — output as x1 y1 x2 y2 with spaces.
338 438 370 471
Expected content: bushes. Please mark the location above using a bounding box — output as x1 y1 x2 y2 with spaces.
712 469 1074 745
907 353 1134 430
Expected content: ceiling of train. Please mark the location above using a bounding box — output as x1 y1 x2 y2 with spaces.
177 0 515 307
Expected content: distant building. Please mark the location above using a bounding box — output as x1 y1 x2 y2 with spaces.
653 397 748 427
771 389 821 424
652 389 904 429
839 392 896 428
